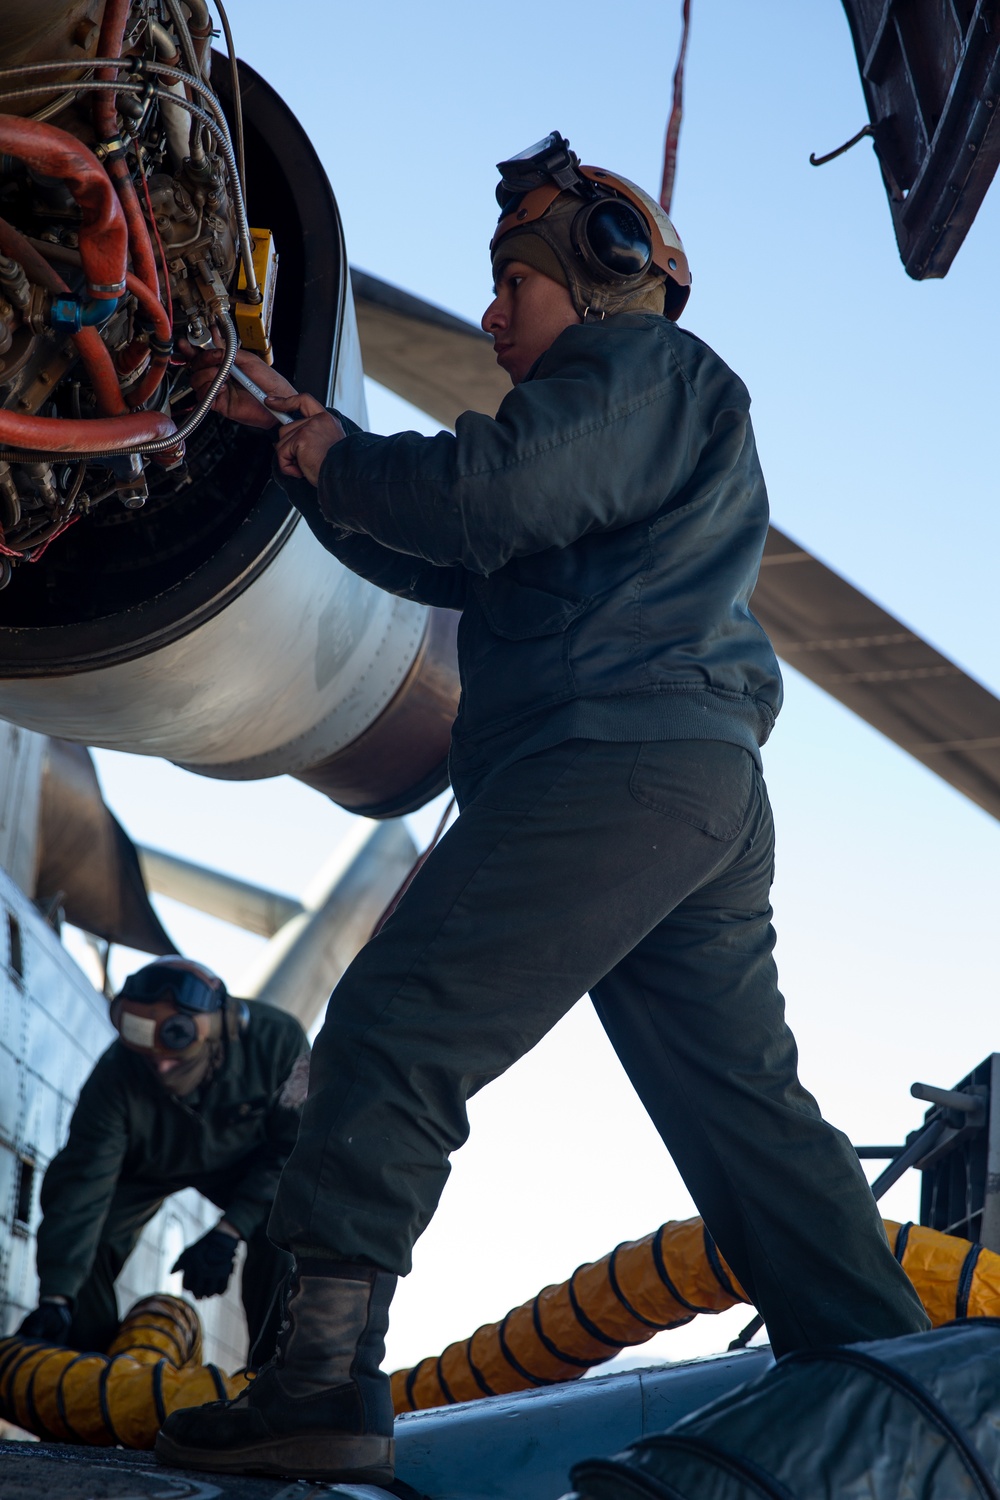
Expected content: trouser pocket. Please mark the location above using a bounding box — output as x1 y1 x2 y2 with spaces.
628 739 756 841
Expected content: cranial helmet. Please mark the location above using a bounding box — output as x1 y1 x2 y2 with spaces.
490 131 691 321
110 956 239 1094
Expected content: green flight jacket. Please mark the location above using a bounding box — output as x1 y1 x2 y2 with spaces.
36 1001 308 1302
281 312 782 806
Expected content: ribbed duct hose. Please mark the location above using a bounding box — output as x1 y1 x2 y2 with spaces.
568 1320 1000 1500
4 1221 1000 1444
0 1294 249 1446
391 1217 1000 1413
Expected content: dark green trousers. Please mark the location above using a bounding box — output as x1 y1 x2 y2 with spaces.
70 1176 292 1356
270 739 928 1356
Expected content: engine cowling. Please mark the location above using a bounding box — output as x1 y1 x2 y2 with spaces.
0 3 458 816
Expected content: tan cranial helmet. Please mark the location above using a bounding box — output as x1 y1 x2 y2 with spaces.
490 132 691 320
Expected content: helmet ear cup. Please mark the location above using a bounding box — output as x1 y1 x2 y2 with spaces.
571 198 653 283
159 1012 199 1051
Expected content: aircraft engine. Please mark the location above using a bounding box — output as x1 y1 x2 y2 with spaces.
0 0 458 816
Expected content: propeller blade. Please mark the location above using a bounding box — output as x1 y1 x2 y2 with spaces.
350 272 1000 821
754 529 1000 821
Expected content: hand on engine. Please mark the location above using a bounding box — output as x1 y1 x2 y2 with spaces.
171 1225 240 1299
272 393 346 485
19 1298 73 1345
183 343 298 429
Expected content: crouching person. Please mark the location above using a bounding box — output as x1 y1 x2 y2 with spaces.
19 957 309 1359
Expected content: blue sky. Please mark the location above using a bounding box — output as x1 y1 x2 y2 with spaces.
91 0 999 1370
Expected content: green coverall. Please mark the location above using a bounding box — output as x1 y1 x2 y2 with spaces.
37 1000 308 1354
270 312 929 1356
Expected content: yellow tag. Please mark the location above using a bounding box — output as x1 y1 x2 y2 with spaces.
235 228 279 361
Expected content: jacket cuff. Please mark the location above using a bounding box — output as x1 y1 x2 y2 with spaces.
218 1199 266 1242
270 402 360 537
271 455 351 537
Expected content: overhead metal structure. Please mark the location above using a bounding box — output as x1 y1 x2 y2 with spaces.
351 271 1000 824
838 0 1000 277
137 845 304 940
35 739 174 954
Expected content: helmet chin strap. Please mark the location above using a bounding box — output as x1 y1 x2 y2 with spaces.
153 1041 221 1097
164 994 244 1096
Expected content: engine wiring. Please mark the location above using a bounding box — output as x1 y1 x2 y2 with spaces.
0 3 265 581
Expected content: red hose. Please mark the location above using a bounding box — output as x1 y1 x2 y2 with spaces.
0 4 177 454
75 334 129 415
93 0 172 399
94 0 160 297
106 155 159 295
0 216 126 416
0 117 126 300
127 271 171 342
124 272 172 406
93 0 131 139
137 153 173 333
129 351 170 408
0 223 170 411
0 408 177 453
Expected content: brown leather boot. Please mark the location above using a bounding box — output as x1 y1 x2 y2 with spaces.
155 1259 396 1483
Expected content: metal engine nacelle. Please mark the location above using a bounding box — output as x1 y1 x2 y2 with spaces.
0 0 458 817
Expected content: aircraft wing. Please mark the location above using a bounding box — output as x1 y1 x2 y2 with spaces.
351 270 1000 822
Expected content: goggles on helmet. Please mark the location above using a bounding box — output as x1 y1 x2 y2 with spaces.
495 132 583 208
118 958 226 1014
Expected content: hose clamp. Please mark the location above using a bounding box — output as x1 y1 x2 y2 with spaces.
94 137 127 164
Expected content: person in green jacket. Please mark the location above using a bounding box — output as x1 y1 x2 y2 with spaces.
160 134 929 1484
19 956 309 1359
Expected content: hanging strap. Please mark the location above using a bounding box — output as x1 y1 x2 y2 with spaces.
659 0 691 214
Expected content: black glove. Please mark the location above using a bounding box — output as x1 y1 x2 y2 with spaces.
171 1226 239 1299
18 1299 73 1345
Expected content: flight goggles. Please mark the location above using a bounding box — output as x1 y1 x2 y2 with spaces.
113 998 215 1055
495 132 586 209
118 963 226 1014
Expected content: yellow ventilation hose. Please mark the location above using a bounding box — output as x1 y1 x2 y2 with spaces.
391 1217 1000 1412
393 1215 745 1413
0 1294 249 1446
5 1219 1000 1442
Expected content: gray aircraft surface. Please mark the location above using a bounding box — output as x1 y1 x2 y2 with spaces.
1 1 1000 1495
